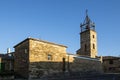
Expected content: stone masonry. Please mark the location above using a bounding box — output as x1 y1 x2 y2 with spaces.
29 38 67 79
14 39 29 78
68 55 102 73
14 37 103 79
77 11 97 58
14 38 67 79
77 30 97 58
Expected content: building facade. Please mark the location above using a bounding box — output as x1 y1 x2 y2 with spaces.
102 56 120 73
0 53 14 73
14 38 67 78
14 37 103 79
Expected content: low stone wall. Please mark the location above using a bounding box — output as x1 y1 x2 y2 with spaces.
0 75 14 80
29 62 64 79
68 56 103 73
29 56 103 79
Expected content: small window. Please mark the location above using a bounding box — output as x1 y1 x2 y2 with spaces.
93 35 95 38
109 60 113 64
48 54 52 60
93 44 95 49
25 49 27 53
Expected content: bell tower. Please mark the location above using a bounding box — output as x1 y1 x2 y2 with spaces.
76 10 97 58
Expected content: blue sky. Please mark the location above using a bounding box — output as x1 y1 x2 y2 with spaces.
0 0 120 56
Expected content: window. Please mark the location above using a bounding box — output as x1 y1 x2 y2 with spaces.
109 60 113 64
93 44 95 49
85 44 87 51
48 54 52 60
109 67 115 71
93 35 95 38
25 49 27 53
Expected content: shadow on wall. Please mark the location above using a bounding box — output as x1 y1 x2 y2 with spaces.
15 61 67 79
29 61 66 78
0 54 14 73
15 57 103 79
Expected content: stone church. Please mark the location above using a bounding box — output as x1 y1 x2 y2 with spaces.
13 11 103 79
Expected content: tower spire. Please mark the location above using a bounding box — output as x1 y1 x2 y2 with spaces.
80 10 95 32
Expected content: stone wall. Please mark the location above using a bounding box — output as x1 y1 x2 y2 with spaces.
14 39 29 78
28 38 67 79
68 55 103 73
14 38 103 79
2 59 14 71
89 30 97 58
77 30 97 58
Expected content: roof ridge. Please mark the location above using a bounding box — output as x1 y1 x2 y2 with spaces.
14 37 67 48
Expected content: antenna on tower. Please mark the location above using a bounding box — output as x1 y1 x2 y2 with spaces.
86 9 88 16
